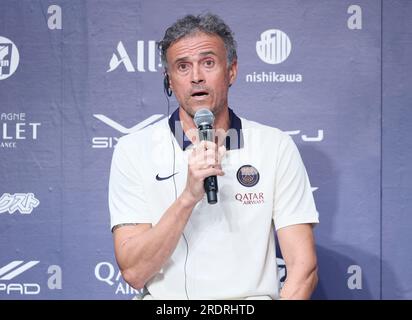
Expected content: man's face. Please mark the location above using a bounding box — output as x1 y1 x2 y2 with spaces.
166 32 237 117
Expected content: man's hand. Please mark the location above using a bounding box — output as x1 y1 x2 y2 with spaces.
182 140 226 206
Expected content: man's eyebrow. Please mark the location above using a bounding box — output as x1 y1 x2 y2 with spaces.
173 51 217 65
199 51 217 57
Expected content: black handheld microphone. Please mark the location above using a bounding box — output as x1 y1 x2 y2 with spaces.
193 108 218 204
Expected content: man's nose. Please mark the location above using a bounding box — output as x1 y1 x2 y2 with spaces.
191 65 204 84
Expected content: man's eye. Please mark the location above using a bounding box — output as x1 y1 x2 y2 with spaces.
178 64 188 71
204 60 215 67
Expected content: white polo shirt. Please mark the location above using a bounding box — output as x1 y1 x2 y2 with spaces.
109 108 319 300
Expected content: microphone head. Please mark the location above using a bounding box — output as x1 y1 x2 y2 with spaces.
194 108 214 128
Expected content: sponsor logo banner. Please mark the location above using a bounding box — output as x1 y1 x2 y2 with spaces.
0 36 19 80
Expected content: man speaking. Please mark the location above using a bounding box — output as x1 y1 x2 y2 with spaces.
108 13 319 300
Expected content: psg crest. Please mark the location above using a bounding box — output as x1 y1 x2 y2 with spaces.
236 165 260 187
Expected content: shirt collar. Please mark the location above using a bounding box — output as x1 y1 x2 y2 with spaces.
168 107 244 151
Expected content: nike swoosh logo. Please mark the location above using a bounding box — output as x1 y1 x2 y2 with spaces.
156 173 178 181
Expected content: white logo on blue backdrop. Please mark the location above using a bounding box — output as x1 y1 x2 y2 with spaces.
256 29 291 65
277 258 286 288
95 262 145 296
0 36 20 80
0 261 62 295
92 114 165 149
0 193 39 214
0 261 40 295
107 41 160 73
0 113 41 149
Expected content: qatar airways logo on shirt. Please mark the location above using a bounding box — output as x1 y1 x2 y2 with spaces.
235 165 265 205
235 192 265 205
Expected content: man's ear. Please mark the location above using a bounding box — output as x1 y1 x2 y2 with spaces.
168 75 173 91
228 59 238 87
163 69 173 97
163 67 171 86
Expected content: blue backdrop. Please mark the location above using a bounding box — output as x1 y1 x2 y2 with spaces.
0 0 411 299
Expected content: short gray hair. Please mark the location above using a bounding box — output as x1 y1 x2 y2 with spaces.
158 13 237 69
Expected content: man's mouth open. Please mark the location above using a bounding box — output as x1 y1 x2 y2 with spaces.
191 91 209 100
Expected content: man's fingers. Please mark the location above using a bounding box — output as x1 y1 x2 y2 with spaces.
198 167 224 179
195 140 217 153
217 145 226 162
204 149 217 165
189 142 226 167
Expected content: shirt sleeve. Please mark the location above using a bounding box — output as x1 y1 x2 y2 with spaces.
273 134 319 231
108 137 152 231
